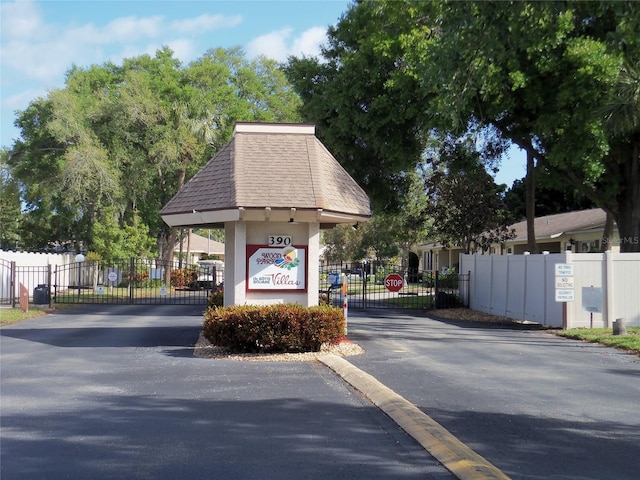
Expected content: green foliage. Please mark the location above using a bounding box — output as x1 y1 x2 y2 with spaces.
202 304 345 353
0 151 22 249
504 169 596 219
170 267 198 288
91 207 156 263
555 327 640 356
287 0 640 251
424 136 515 253
207 286 224 308
284 2 430 211
7 47 302 254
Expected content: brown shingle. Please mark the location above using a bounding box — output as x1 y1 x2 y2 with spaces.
161 123 371 225
509 208 609 240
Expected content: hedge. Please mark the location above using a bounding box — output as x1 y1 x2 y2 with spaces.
202 304 345 353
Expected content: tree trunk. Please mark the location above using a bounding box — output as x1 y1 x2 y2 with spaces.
601 210 615 251
614 139 640 252
186 228 192 265
161 167 188 283
525 147 537 253
178 228 185 268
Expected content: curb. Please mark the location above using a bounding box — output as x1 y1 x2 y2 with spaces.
318 354 511 480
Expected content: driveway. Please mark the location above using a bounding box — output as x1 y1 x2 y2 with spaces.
0 304 453 480
345 311 640 480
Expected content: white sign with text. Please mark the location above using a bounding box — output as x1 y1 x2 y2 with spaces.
247 245 306 291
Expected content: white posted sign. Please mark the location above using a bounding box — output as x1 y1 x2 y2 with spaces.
555 263 574 302
555 264 574 276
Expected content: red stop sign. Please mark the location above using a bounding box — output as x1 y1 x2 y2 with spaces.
384 273 404 292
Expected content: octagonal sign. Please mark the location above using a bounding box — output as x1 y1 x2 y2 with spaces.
384 273 404 292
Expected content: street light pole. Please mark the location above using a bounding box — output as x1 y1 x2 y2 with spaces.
75 253 85 301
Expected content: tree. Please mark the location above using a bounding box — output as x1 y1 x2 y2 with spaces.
0 150 22 249
284 3 430 211
7 47 302 256
91 207 156 264
287 1 640 252
423 137 515 253
411 1 640 251
504 168 596 220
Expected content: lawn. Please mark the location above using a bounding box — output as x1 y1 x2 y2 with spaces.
553 327 640 356
0 304 78 327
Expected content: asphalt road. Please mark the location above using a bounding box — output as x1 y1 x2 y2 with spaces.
345 311 640 480
0 304 454 480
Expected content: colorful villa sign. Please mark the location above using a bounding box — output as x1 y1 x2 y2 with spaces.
247 245 307 292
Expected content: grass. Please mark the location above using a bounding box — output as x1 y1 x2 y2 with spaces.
553 327 640 356
0 304 78 327
384 294 435 309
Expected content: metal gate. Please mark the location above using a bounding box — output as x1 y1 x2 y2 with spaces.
319 262 470 311
52 258 218 306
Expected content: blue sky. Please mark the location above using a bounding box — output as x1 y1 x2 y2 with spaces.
0 0 525 186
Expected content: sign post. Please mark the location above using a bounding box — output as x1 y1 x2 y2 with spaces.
582 286 603 329
342 273 348 334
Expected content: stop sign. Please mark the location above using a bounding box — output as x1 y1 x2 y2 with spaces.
384 273 404 292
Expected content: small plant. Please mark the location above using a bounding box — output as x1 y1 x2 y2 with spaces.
171 267 198 288
207 285 224 308
202 304 345 353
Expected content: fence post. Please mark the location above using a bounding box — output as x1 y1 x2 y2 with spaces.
10 261 16 308
47 264 52 307
604 250 614 328
129 257 135 304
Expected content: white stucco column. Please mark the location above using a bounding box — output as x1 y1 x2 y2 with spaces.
307 222 320 306
224 221 247 307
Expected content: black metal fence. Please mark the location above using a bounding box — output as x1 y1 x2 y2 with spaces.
52 258 216 305
3 256 469 311
319 262 470 311
0 258 52 307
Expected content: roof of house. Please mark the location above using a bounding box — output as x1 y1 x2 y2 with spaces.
507 208 610 242
160 123 371 228
174 231 224 255
420 208 613 250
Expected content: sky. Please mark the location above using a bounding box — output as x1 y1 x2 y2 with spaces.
0 0 525 186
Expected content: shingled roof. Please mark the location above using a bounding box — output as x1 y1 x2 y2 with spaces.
160 123 371 228
508 208 609 241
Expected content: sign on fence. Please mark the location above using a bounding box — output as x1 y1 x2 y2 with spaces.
555 263 575 303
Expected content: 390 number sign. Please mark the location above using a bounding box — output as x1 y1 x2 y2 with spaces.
268 235 292 247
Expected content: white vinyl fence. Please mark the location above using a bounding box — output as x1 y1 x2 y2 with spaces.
460 252 640 329
0 250 76 304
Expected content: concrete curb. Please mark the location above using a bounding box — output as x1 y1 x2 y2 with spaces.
318 354 511 480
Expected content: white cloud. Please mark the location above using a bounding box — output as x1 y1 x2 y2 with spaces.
291 27 327 58
171 14 242 34
0 0 43 40
2 87 48 112
247 28 292 62
246 26 327 62
0 2 243 84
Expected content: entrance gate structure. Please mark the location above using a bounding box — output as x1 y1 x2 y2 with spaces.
319 263 470 311
52 258 216 306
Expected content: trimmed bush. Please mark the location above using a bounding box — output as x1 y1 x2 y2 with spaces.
207 286 224 308
203 304 345 353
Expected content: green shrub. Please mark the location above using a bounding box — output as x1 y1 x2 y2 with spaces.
202 304 345 353
171 267 198 288
207 286 224 308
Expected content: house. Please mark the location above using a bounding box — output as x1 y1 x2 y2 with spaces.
419 208 619 272
501 208 619 254
174 231 224 264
